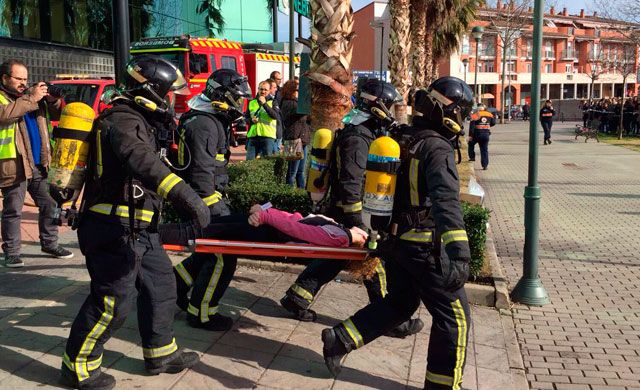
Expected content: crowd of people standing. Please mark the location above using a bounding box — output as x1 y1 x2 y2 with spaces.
579 96 640 135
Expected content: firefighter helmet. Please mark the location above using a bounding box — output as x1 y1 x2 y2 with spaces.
123 54 189 112
188 69 251 120
413 76 474 138
356 79 403 113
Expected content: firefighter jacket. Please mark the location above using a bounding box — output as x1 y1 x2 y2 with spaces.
328 122 376 229
0 88 61 187
540 106 555 122
83 102 208 230
469 110 495 137
392 122 471 262
176 109 230 208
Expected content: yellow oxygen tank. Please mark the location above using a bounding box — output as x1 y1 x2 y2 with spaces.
306 128 334 203
48 102 96 224
362 135 401 249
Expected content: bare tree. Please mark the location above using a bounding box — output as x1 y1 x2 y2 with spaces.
584 43 611 102
610 43 638 139
486 0 532 124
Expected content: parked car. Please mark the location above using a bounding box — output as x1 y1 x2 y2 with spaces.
49 76 116 126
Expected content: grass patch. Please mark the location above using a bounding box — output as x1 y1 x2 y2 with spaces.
598 134 640 152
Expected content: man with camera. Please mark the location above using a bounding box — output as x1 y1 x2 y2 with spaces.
0 59 73 268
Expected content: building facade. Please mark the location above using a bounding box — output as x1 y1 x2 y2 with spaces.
352 2 639 110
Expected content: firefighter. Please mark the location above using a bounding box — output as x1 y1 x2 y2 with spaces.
467 104 495 170
172 69 252 331
321 76 474 390
60 55 210 389
280 79 423 339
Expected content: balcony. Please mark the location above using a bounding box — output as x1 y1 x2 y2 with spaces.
544 51 556 59
478 49 496 59
561 49 578 61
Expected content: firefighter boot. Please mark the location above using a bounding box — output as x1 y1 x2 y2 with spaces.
280 294 317 322
384 318 425 339
321 327 354 378
59 364 116 390
187 313 234 332
144 348 200 375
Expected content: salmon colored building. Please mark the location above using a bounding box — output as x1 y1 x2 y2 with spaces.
352 2 640 110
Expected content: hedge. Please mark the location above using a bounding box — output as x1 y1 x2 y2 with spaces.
164 156 491 279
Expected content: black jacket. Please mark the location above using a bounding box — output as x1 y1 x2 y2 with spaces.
281 98 311 146
83 103 208 230
540 106 555 122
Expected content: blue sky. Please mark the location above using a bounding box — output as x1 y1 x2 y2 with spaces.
277 0 593 41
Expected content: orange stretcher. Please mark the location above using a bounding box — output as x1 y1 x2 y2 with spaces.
163 239 368 261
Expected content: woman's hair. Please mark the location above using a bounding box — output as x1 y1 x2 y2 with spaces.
280 79 298 100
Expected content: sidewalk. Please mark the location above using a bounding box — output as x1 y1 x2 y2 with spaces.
0 221 523 388
475 121 640 389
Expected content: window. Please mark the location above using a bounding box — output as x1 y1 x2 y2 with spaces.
462 35 470 54
189 53 208 74
54 83 100 107
545 64 552 73
151 52 186 74
482 61 494 72
527 63 532 73
209 55 217 71
568 27 574 35
221 56 237 70
565 64 573 73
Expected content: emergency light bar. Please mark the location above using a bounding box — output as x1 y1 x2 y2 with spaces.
164 239 367 261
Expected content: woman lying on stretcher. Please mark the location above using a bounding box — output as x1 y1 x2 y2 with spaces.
158 204 368 248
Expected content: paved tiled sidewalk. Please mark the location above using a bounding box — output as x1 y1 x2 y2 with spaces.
476 121 640 390
0 230 524 389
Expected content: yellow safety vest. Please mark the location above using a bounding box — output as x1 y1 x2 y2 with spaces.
0 93 17 160
247 99 276 139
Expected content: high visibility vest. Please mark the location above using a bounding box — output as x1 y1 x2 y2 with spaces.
0 93 17 160
247 99 276 139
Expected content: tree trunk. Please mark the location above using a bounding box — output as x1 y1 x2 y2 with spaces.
308 0 355 132
424 25 435 86
500 38 508 124
618 78 626 140
432 58 439 80
410 0 427 90
388 0 411 124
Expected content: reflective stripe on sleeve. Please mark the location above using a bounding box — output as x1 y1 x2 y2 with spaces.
337 201 362 213
441 230 469 246
202 192 222 206
399 229 433 243
157 173 183 198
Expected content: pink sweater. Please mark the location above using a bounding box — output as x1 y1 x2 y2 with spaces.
258 208 350 247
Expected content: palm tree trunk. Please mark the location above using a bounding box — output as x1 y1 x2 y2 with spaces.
432 58 439 80
308 0 355 132
388 0 411 124
410 0 427 90
424 24 435 85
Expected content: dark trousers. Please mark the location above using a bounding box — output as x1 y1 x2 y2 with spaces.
335 242 471 390
64 216 178 383
174 202 241 323
287 257 387 309
1 165 58 255
541 120 553 141
467 133 490 169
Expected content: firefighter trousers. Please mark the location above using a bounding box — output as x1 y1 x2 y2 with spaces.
286 258 388 310
63 216 179 383
334 242 471 390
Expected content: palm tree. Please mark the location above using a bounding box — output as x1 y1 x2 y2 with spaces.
197 0 225 37
307 0 355 131
388 0 411 124
410 0 427 90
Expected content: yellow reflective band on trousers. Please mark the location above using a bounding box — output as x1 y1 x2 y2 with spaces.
203 191 222 206
200 254 224 323
0 93 17 160
74 295 114 381
143 338 178 359
409 158 420 206
399 229 433 243
451 299 468 390
342 318 364 349
89 204 154 222
187 303 218 316
215 153 225 161
291 283 314 302
157 173 183 198
174 262 193 287
337 201 362 213
425 370 454 387
442 230 469 246
374 261 387 298
63 353 102 373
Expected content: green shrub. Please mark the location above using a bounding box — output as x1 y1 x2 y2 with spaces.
462 202 491 279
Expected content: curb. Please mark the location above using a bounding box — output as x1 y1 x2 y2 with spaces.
486 223 512 310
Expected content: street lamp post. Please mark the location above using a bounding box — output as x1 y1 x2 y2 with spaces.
462 58 469 83
472 26 484 104
370 20 385 81
511 0 550 306
112 0 130 86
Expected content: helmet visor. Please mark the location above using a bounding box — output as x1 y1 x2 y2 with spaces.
233 76 252 99
171 69 190 95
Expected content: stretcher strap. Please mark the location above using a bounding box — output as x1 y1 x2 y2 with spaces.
163 239 367 261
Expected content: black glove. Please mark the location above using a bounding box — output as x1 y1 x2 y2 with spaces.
343 213 364 230
167 181 210 229
442 258 470 292
46 83 64 99
158 222 201 246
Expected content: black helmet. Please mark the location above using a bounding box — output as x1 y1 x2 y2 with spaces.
356 79 403 114
413 76 474 138
188 69 251 121
124 54 189 112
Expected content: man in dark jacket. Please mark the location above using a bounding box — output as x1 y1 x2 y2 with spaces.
172 69 252 331
321 77 474 390
540 100 555 145
468 104 496 170
0 59 73 268
60 55 210 390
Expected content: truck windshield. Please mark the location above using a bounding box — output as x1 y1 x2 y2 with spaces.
54 83 100 107
132 52 186 74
